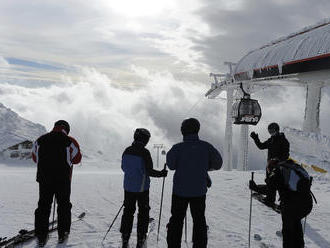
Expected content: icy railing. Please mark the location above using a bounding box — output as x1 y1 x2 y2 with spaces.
283 127 330 173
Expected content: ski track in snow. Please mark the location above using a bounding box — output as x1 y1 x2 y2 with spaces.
0 163 330 247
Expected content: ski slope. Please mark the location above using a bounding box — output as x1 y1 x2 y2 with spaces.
0 161 329 248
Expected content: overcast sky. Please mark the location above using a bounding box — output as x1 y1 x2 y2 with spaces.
1 0 330 168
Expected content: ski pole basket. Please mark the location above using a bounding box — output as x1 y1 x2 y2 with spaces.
232 84 262 125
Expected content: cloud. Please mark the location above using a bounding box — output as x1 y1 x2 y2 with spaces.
1 0 330 169
2 65 329 169
195 0 330 72
0 0 210 81
0 56 9 67
0 67 226 165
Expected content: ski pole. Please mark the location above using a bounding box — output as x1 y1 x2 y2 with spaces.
248 172 254 248
157 163 167 243
52 196 56 230
184 215 187 243
102 203 124 242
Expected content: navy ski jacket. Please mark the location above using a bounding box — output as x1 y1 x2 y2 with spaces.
122 141 164 192
166 134 223 197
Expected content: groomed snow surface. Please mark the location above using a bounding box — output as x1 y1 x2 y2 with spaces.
0 161 330 248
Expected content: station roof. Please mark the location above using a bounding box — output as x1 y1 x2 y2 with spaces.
234 19 330 81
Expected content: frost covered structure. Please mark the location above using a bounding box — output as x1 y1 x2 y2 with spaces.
206 19 330 171
234 20 330 80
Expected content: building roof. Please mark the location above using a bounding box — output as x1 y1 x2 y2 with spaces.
234 19 330 81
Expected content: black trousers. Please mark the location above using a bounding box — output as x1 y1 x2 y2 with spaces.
120 190 150 237
265 170 276 202
167 194 207 248
281 196 312 248
35 181 72 238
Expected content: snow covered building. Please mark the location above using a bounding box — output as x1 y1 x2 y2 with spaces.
206 19 330 171
1 140 33 159
0 102 46 161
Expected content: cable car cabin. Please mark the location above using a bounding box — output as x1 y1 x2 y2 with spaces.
232 96 261 125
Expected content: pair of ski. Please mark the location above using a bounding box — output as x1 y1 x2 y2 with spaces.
0 212 85 248
251 192 281 214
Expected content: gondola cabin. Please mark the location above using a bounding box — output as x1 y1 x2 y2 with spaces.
232 95 262 125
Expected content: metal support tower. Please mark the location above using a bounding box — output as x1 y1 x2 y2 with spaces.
224 88 233 171
154 144 165 168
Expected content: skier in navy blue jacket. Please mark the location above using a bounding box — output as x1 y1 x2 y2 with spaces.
166 118 223 248
120 128 167 248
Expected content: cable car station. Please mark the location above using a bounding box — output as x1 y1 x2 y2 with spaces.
205 20 330 171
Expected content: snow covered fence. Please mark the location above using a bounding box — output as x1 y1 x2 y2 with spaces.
283 127 330 173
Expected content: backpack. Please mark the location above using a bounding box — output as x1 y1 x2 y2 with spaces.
279 160 312 193
279 160 316 218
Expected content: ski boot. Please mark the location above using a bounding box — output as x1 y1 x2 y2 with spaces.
58 231 70 244
121 233 130 248
37 234 48 247
136 233 146 248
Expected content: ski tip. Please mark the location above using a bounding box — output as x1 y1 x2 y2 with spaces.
78 212 86 219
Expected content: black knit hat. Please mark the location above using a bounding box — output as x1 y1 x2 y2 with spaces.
181 118 200 135
134 128 151 145
54 120 70 134
268 122 280 132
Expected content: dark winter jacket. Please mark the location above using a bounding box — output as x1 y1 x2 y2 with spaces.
252 132 290 161
32 126 82 184
122 141 164 192
266 160 313 218
166 134 222 197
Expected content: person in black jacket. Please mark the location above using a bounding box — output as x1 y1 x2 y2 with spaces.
250 122 290 204
120 128 167 248
32 120 82 246
166 118 222 248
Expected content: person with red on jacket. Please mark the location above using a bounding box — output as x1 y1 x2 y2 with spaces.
32 120 82 247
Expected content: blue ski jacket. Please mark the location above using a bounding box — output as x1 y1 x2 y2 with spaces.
166 134 223 197
122 141 164 192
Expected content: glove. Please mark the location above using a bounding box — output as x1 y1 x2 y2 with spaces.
160 169 168 177
249 180 258 191
250 132 258 140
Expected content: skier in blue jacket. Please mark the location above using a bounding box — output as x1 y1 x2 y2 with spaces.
166 118 223 248
120 128 167 248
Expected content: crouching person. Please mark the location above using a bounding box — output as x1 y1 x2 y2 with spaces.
251 159 314 248
166 118 223 248
120 128 167 248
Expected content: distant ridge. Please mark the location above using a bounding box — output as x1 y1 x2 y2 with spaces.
0 102 46 150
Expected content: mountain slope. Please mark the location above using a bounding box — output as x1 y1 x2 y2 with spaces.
0 103 46 150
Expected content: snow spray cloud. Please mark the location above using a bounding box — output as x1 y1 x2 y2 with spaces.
1 67 329 169
0 67 225 166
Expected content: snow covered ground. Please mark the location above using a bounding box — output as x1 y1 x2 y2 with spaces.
0 160 330 248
